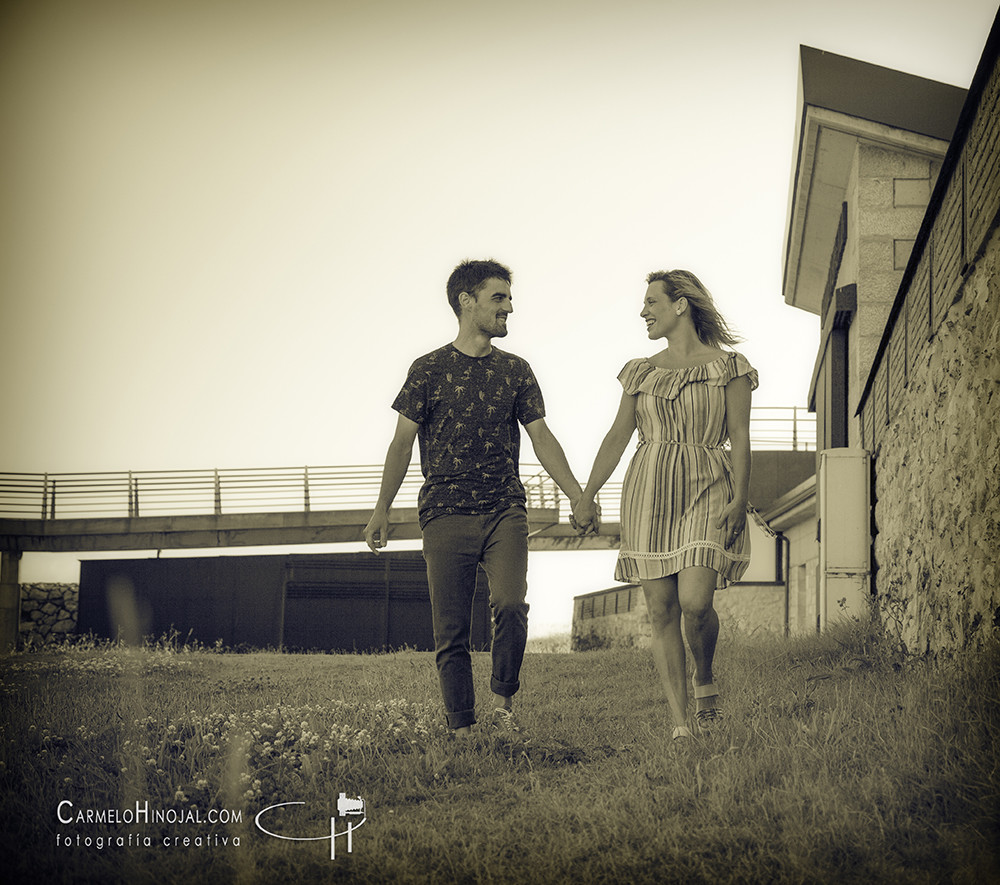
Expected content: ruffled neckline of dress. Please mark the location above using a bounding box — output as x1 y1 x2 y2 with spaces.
641 353 730 373
619 352 757 400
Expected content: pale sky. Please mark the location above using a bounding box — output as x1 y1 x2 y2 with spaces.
2 0 995 636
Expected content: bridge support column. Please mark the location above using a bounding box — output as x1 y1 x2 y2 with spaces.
0 550 22 655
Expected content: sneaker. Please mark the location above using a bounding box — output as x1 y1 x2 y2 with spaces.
693 679 722 730
694 708 723 732
489 707 525 738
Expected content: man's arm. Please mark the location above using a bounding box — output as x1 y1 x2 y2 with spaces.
363 414 419 553
523 417 584 511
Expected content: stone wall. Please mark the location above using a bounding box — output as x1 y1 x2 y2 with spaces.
859 40 1000 654
20 584 79 645
716 584 785 635
572 582 786 650
572 600 649 650
870 226 1000 653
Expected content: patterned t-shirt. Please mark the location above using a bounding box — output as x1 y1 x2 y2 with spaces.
392 344 546 527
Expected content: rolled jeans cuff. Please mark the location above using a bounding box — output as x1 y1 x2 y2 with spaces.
490 676 520 698
446 707 476 730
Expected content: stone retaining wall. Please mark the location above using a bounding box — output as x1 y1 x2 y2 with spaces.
870 228 1000 653
20 584 79 644
572 582 786 650
858 39 1000 654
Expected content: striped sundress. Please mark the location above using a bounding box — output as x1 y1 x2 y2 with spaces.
614 351 759 585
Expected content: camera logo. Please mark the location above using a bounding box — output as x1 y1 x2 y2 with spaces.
254 793 367 860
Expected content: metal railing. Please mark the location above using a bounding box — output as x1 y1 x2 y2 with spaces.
0 465 564 522
0 466 415 521
748 407 815 452
0 408 813 522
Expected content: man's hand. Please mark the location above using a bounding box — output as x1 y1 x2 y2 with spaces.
364 508 390 554
571 497 602 536
716 499 747 549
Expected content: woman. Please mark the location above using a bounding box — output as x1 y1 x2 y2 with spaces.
573 270 758 741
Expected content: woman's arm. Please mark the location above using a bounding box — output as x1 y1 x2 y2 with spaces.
573 392 637 530
718 374 752 547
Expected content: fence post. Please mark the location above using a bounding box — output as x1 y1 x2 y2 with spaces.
214 469 222 516
304 466 311 513
42 474 49 520
128 471 138 518
792 406 799 451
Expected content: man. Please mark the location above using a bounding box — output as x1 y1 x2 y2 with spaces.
364 258 592 737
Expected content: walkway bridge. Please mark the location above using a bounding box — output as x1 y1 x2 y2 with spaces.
0 463 612 555
0 407 814 650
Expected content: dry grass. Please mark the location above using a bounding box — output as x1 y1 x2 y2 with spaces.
1 622 997 884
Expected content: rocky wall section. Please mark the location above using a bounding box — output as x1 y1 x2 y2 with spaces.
20 583 79 644
873 226 1000 653
572 600 650 651
571 583 786 650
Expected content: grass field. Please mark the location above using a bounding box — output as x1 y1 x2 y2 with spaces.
1 622 997 884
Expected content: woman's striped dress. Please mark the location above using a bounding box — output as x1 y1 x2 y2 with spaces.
614 351 759 585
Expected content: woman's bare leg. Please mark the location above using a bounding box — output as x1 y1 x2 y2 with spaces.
678 566 721 714
641 576 689 729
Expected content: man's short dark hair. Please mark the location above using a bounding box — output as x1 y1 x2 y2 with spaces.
446 259 512 318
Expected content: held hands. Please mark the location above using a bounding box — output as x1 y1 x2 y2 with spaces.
363 508 390 554
571 497 602 536
716 499 747 549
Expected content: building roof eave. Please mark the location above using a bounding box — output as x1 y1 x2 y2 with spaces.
781 47 965 316
761 474 817 532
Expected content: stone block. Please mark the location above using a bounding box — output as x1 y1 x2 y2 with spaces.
894 239 915 270
858 238 894 269
859 178 894 209
859 207 926 237
858 145 931 178
894 178 931 207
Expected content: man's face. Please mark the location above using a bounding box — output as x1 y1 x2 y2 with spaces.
466 277 513 338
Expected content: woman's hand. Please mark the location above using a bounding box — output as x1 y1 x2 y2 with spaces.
571 497 602 536
716 499 747 549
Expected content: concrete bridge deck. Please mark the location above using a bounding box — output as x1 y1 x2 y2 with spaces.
0 506 621 553
0 463 621 553
0 464 624 652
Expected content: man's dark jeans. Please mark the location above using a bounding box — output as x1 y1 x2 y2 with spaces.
422 507 529 729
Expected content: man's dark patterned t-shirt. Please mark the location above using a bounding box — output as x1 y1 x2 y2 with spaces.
392 344 546 527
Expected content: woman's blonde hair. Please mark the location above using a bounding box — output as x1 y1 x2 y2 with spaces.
646 269 742 348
